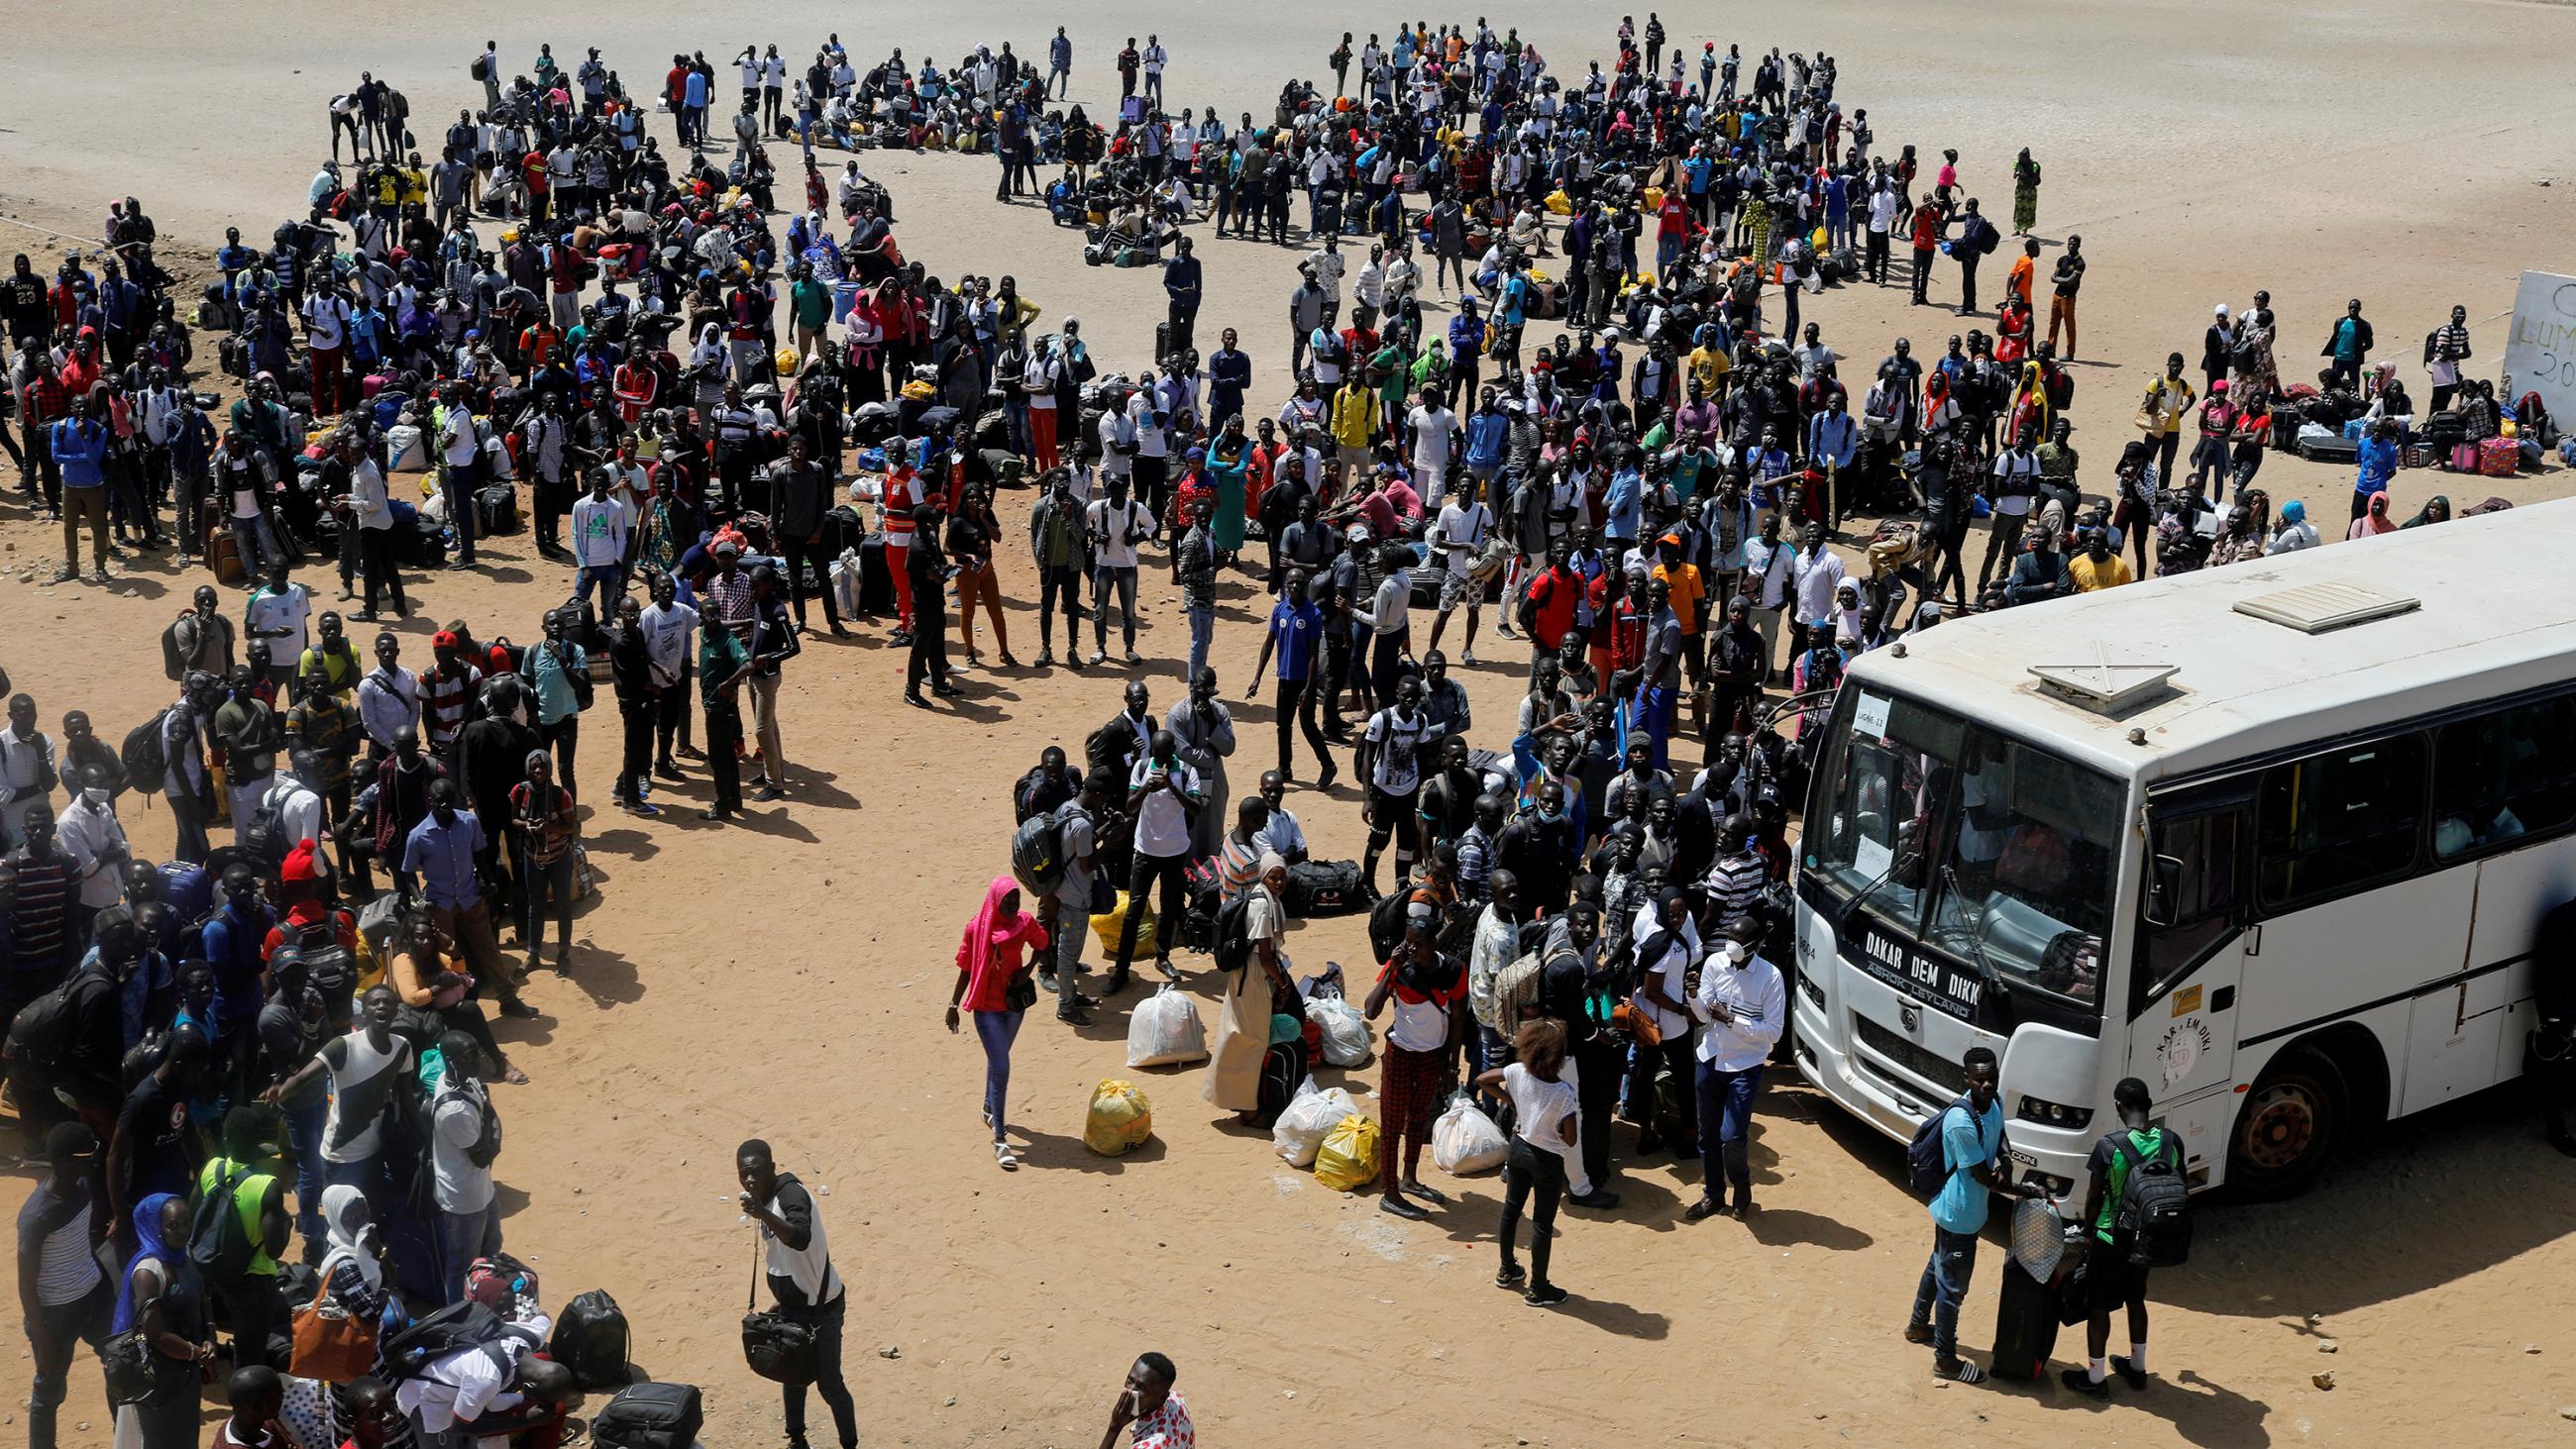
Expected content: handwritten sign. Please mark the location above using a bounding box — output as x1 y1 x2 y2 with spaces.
2504 271 2576 427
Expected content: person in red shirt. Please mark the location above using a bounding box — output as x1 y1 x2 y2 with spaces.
1364 896 1470 1221
1519 538 1582 656
945 875 1048 1171
1908 198 1945 307
1587 562 1647 688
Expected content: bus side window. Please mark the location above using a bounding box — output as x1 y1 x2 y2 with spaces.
2257 736 2426 908
2432 695 2576 861
2142 807 2247 1005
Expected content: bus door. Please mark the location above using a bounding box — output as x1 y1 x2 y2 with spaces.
2134 785 2256 1174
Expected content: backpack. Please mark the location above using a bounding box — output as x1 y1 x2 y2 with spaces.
2111 1130 2193 1268
1367 887 1418 963
161 614 193 681
121 711 171 795
187 1162 263 1282
1974 217 2000 256
547 634 593 712
1009 802 1074 893
294 915 358 1007
1906 1096 1977 1199
442 1078 504 1169
381 1300 508 1381
549 1289 633 1391
1211 893 1258 974
242 788 291 877
5 966 115 1074
471 54 490 81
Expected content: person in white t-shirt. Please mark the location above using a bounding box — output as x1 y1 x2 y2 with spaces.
265 985 414 1188
430 1030 504 1304
245 561 312 686
1426 492 1493 663
1473 1017 1580 1306
1405 393 1459 510
1114 730 1204 988
1085 476 1156 665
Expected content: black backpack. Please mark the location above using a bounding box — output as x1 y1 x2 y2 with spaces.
381 1300 507 1381
1211 893 1258 974
187 1162 263 1283
1906 1095 1977 1198
5 966 116 1074
550 1290 634 1391
1367 888 1417 963
1010 803 1074 893
2112 1129 2193 1268
1974 216 2000 256
121 711 171 796
592 1382 703 1449
292 916 358 1009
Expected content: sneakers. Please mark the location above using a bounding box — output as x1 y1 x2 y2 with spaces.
1523 1283 1568 1308
2059 1367 2109 1398
2110 1356 2148 1391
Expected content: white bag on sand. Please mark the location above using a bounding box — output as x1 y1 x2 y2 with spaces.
1127 983 1210 1068
1273 1081 1362 1167
1431 1093 1509 1176
1307 995 1371 1068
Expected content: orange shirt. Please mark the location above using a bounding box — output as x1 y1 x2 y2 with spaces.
2006 255 2036 306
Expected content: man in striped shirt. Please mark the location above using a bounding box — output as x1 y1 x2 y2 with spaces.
419 633 485 760
1704 817 1770 936
18 1122 110 1449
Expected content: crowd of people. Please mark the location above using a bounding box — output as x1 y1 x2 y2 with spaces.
3 9 2561 1445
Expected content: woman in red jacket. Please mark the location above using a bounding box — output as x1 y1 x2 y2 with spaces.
946 875 1048 1170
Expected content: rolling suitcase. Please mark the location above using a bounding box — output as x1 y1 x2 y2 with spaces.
206 531 245 585
1989 1253 2065 1383
2478 435 2519 477
856 533 896 614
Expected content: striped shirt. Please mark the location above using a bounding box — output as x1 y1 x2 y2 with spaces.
418 664 482 752
16 1183 102 1306
1705 851 1769 932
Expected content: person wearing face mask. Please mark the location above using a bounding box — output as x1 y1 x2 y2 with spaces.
1683 921 1787 1221
2070 526 2132 593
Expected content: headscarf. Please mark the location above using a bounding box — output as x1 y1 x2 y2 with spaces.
112 1191 187 1334
319 1183 384 1293
689 323 723 368
2349 490 2398 538
2402 495 2450 529
955 874 1033 984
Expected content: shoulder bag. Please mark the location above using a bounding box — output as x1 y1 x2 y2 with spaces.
740 1241 819 1386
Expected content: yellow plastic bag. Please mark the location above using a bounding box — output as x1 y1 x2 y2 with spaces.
1084 1079 1155 1156
1313 1113 1381 1191
1642 185 1664 211
775 346 800 376
1091 890 1158 959
1544 188 1571 217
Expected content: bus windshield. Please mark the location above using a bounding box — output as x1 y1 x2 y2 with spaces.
1805 683 2125 1013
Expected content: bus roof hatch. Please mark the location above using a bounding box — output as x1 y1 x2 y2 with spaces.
2028 649 2181 715
2231 581 2420 635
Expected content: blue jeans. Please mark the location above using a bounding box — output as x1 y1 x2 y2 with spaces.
283 1097 329 1244
577 563 626 614
229 512 283 577
1642 685 1678 773
1694 1060 1764 1204
1092 565 1138 652
974 1008 1022 1137
1187 604 1215 684
1912 1225 1981 1363
437 1199 503 1304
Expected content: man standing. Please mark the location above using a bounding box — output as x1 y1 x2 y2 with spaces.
1027 471 1088 668
18 1121 111 1448
1115 730 1205 992
2321 298 2374 392
1048 27 1073 99
1087 476 1154 667
431 1031 505 1304
1904 1046 2044 1383
571 467 630 616
738 1139 859 1449
903 505 959 708
2060 1077 2172 1398
1046 769 1111 1027
698 595 751 820
1162 238 1202 360
400 780 529 1016
48 394 113 584
1683 925 1786 1221
2047 236 2086 360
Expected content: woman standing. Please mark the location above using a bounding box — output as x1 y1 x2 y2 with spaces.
112 1193 213 1449
307 1185 392 1378
946 876 1047 1171
1206 853 1298 1127
2010 150 2040 236
1473 1018 1579 1307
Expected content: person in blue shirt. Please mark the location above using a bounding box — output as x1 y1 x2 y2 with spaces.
1446 302 1486 410
198 863 277 1044
1907 1046 2045 1382
1162 238 1204 359
2352 418 2401 524
50 395 114 584
1247 570 1336 787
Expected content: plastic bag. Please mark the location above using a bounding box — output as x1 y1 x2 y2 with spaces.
1313 1113 1381 1192
1083 1079 1154 1156
1091 890 1158 959
1273 1081 1362 1167
1307 994 1371 1068
1126 983 1210 1069
1431 1093 1509 1176
1544 188 1572 216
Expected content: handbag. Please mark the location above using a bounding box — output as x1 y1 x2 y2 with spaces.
100 1326 158 1406
1005 970 1039 1012
289 1264 379 1383
1613 997 1664 1048
740 1244 819 1386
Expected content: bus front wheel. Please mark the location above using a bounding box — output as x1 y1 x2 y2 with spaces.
2228 1048 2346 1200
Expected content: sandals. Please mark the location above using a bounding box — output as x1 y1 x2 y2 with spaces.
1935 1358 1986 1384
993 1140 1019 1171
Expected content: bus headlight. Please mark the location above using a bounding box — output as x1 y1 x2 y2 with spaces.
2015 1095 2094 1131
1797 969 1826 1012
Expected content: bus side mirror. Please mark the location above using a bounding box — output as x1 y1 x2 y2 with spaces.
2144 854 2183 927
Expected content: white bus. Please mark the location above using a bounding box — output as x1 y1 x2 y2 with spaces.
1789 497 2576 1200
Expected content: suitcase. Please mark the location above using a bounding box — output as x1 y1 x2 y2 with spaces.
206 531 246 585
2297 433 2357 465
2478 435 2519 478
2448 442 2480 471
592 1382 704 1449
2406 444 2435 468
477 483 521 535
1989 1253 2067 1383
855 533 896 614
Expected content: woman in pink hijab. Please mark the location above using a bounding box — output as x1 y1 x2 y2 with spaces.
947 875 1049 1170
2346 490 2398 540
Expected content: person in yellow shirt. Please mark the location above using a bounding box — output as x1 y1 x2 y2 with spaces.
1329 376 1376 488
1687 332 1732 399
2070 528 2133 592
398 153 429 209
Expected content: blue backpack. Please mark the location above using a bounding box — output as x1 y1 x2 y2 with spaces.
1906 1095 1975 1198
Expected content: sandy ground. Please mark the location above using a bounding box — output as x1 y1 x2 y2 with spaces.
6 2 2576 1445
